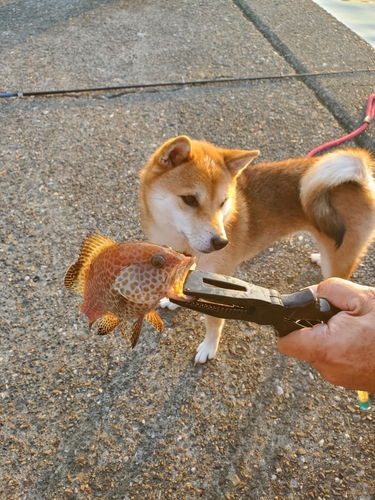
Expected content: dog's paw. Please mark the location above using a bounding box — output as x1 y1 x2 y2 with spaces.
194 339 218 365
310 253 321 267
159 297 180 311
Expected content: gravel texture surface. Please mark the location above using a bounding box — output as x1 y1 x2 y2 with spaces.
1 0 374 499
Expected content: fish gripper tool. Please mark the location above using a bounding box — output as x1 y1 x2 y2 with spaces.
171 271 340 337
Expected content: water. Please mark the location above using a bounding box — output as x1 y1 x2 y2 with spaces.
313 0 375 48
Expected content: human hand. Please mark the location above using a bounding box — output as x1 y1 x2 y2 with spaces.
278 278 375 392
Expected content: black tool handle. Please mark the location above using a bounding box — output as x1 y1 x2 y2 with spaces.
316 297 342 321
276 289 342 337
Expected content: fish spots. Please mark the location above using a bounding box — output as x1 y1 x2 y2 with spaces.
96 313 119 335
65 237 196 346
114 264 172 303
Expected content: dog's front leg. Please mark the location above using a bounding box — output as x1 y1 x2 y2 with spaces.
195 315 225 364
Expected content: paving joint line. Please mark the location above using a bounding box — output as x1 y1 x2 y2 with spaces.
232 0 375 152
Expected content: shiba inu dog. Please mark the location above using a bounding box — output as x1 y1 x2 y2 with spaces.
139 135 375 364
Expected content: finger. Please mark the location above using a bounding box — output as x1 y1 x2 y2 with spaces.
307 284 318 296
277 322 328 363
316 278 368 313
311 363 362 391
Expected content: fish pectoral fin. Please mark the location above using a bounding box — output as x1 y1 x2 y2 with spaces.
130 316 145 348
113 265 150 302
96 313 119 335
145 310 164 333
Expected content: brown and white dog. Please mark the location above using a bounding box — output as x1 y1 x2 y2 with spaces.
139 136 375 364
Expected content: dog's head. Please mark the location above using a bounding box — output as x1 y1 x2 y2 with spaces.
139 136 259 254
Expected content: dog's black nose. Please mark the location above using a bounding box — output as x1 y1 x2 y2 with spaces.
211 236 228 251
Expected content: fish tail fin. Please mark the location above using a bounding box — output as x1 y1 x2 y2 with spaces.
64 234 115 295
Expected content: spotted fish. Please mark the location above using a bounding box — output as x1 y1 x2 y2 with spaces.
64 234 196 347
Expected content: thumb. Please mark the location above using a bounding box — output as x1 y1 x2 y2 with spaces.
315 277 370 315
277 322 329 363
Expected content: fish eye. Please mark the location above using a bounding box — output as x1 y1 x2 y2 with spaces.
151 254 166 268
181 195 198 207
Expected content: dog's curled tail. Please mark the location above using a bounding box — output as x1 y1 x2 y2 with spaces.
300 148 375 248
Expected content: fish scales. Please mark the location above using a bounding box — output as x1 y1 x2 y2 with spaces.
64 234 195 347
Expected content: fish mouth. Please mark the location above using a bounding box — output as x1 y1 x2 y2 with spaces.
166 255 197 301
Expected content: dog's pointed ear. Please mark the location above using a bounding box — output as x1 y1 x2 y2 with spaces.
222 149 260 176
157 136 192 169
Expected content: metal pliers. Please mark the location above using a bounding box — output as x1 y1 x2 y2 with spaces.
171 271 340 337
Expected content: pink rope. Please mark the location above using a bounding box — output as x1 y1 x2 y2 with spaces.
306 92 375 157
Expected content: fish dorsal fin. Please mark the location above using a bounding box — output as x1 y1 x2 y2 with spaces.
96 313 119 335
145 310 164 333
130 316 144 348
64 234 115 296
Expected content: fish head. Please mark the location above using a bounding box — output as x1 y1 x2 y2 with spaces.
113 243 196 304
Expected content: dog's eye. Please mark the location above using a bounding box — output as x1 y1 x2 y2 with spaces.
220 199 227 208
181 195 198 207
